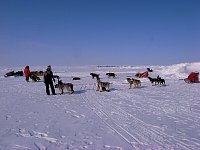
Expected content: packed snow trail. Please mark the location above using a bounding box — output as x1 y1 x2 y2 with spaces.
78 82 200 150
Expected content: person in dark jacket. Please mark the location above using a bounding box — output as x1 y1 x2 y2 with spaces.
24 66 31 82
44 65 56 95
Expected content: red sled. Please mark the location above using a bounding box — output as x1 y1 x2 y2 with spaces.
184 72 199 83
135 71 148 78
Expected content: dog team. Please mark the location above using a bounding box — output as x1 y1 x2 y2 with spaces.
23 65 165 95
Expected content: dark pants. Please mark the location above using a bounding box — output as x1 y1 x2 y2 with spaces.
45 82 56 95
25 76 29 82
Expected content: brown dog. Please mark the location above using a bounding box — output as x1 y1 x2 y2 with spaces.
126 78 141 88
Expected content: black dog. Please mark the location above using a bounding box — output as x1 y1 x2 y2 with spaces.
157 76 165 85
148 77 159 85
106 73 116 78
90 73 99 79
158 78 165 85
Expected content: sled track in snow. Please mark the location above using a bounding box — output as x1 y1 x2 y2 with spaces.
78 84 200 150
133 89 200 126
111 93 200 150
79 85 140 149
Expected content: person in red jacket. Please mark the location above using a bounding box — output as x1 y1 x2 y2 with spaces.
24 66 31 82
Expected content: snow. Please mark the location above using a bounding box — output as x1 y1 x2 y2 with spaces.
0 62 200 150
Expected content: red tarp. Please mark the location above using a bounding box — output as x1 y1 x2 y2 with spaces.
187 72 199 83
135 71 148 78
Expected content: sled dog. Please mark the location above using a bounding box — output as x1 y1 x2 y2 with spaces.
96 77 110 92
158 78 165 85
106 73 116 78
147 77 159 85
55 80 74 94
90 73 100 79
126 78 141 88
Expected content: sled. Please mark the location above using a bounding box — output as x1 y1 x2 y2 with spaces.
184 72 199 83
30 71 44 76
4 71 15 77
4 71 23 77
135 71 148 78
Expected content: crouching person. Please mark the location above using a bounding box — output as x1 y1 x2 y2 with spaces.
44 65 56 95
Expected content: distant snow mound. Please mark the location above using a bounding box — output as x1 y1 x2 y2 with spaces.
154 62 200 79
184 62 200 73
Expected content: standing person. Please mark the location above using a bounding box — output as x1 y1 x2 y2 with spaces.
24 66 31 82
157 75 161 80
44 65 56 95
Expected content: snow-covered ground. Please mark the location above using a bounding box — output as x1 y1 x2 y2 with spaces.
0 62 200 150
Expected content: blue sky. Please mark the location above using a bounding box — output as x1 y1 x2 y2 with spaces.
0 0 199 66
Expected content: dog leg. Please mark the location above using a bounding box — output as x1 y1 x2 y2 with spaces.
129 83 131 89
61 89 64 94
106 85 110 92
96 83 100 91
69 89 74 94
100 86 103 92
